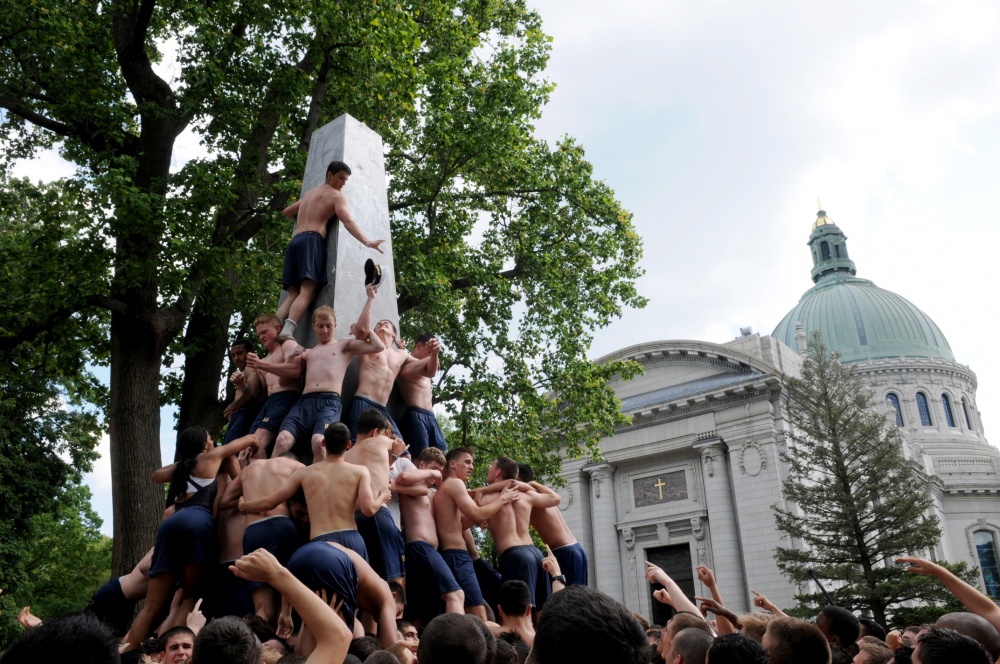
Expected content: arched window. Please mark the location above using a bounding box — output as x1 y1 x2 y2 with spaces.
975 531 1000 598
886 393 904 426
821 241 831 261
916 392 932 426
834 244 841 258
963 398 974 431
941 394 956 427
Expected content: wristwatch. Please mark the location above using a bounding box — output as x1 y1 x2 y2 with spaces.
551 574 566 585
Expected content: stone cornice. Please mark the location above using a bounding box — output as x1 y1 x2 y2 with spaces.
597 340 783 379
850 357 978 389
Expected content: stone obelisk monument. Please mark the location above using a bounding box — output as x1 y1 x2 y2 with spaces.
279 114 400 405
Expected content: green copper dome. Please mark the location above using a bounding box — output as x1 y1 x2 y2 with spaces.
772 211 955 364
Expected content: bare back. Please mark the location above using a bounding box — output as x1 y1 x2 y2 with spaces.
241 457 304 524
344 435 392 496
530 505 576 549
483 491 533 554
302 338 357 395
356 345 411 404
297 460 369 538
400 487 438 546
291 183 344 238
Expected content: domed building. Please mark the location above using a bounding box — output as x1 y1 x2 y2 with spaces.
556 210 1000 621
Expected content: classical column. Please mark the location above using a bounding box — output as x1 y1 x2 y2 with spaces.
583 462 624 600
693 440 748 612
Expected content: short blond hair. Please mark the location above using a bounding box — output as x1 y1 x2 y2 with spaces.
312 305 336 324
739 611 780 643
419 447 447 466
253 314 280 329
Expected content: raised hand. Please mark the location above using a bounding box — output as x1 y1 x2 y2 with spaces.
367 239 386 254
186 598 206 634
644 561 669 586
277 610 294 639
500 486 521 504
542 545 563 579
895 556 943 576
17 606 42 629
696 565 717 587
653 588 673 606
231 548 284 586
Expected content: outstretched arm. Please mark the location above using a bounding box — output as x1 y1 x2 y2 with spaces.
346 284 383 352
697 566 735 634
240 472 302 514
335 195 384 253
645 561 701 616
219 473 245 511
205 434 259 463
450 480 520 522
897 556 1000 632
750 589 787 616
232 550 352 664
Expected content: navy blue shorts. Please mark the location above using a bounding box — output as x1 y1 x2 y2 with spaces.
310 530 369 562
287 542 358 626
282 231 328 288
474 557 503 618
250 391 299 434
440 549 485 608
223 407 258 444
553 542 588 586
280 392 342 443
343 395 401 441
243 515 301 589
398 407 448 459
87 577 135 636
355 507 405 581
499 544 550 608
203 561 254 619
149 506 215 577
404 540 461 623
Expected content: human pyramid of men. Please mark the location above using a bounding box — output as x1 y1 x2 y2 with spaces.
66 160 589 661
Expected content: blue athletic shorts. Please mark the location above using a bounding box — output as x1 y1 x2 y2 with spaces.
355 507 405 581
203 561 255 619
87 577 134 636
287 542 358 626
499 544 550 608
223 407 258 444
552 542 588 586
439 549 485 608
474 557 503 618
243 515 301 589
310 530 369 562
149 506 215 577
282 231 328 288
280 392 342 443
250 391 299 434
398 407 448 459
343 395 401 441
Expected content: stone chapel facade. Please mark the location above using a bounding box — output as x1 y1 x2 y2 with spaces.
558 210 1000 621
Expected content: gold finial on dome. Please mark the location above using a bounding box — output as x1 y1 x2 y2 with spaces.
812 200 834 230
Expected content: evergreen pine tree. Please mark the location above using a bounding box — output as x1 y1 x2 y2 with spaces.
773 332 943 626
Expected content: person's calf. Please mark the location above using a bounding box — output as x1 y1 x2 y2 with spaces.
273 431 296 457
311 435 326 463
444 589 465 614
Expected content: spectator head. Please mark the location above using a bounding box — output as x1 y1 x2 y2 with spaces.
817 606 861 648
706 633 769 664
274 655 306 664
397 619 419 643
0 612 119 664
830 645 854 664
491 456 518 482
667 627 714 664
528 585 649 664
159 626 195 664
738 611 779 643
493 639 517 664
365 652 401 664
662 612 711 657
499 580 532 619
859 618 887 642
386 643 414 664
498 632 530 664
347 636 379 661
763 616 832 664
192 616 262 664
632 613 651 631
647 627 663 648
517 463 535 482
855 636 893 664
889 645 913 664
419 613 490 664
935 612 1000 660
389 581 406 618
418 447 447 470
912 627 991 664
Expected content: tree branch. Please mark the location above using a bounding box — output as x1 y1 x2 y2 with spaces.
0 294 127 351
389 187 559 212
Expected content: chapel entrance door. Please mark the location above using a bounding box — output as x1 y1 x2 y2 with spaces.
646 544 695 627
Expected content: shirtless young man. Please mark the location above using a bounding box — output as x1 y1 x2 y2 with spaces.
343 319 412 441
480 456 560 611
235 315 302 458
345 409 408 583
277 160 385 340
396 334 448 459
240 423 389 560
396 447 465 627
219 453 305 622
518 463 587 586
222 338 264 445
433 447 520 621
273 285 384 462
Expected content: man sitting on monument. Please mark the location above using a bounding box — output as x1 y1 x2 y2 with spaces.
343 318 412 441
222 338 265 445
272 284 384 462
396 333 448 459
277 160 385 340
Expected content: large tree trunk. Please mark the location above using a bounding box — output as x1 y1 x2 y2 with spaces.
177 285 237 437
108 314 169 576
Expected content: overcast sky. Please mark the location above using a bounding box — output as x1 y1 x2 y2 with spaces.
15 0 1000 535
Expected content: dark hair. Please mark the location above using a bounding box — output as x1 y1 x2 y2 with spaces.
446 447 474 464
497 632 530 664
471 614 497 664
891 645 914 664
764 617 831 664
499 580 531 617
936 611 1000 658
495 456 518 480
356 409 391 437
530 585 649 664
415 332 436 345
396 619 416 633
324 422 351 455
192 616 262 664
829 644 854 664
231 338 254 353
242 613 276 643
418 613 490 664
365 652 401 664
0 612 119 664
326 160 352 176
167 426 209 507
159 626 195 651
818 606 860 646
275 654 308 664
389 580 407 605
493 639 516 664
347 635 379 661
517 463 535 482
707 633 769 664
858 617 886 641
915 627 992 664
671 627 713 663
